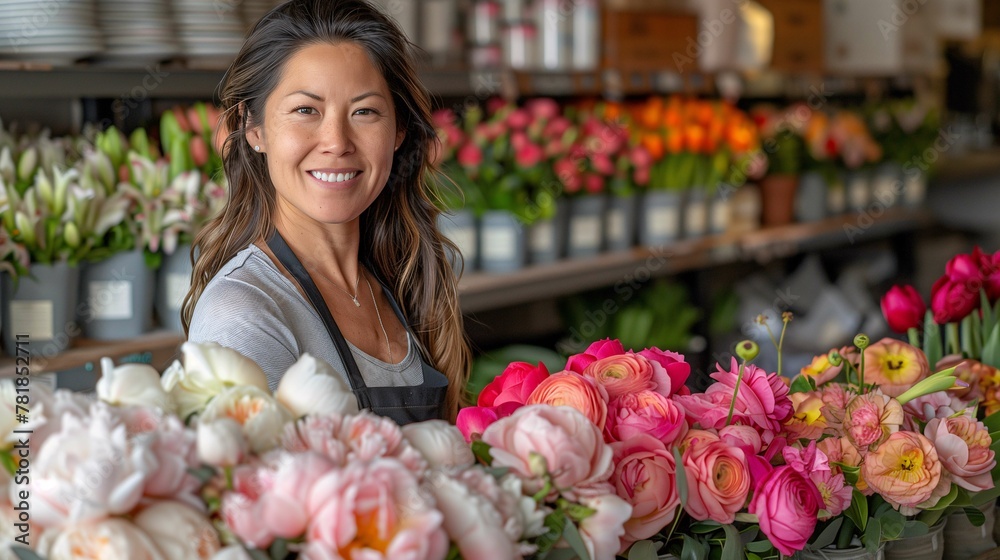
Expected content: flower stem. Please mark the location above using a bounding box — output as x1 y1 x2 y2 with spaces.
777 320 789 377
947 322 960 355
725 359 748 427
907 326 920 348
664 506 684 543
858 348 866 392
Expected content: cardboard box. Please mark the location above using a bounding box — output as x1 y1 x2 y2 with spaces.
823 0 936 75
758 0 824 73
601 8 700 74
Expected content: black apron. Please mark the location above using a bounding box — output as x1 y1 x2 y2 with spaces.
267 232 449 425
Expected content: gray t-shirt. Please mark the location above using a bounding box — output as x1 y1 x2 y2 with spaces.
188 244 423 391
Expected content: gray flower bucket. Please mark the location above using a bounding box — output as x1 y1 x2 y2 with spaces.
479 210 526 273
708 187 734 235
638 190 683 247
683 188 709 239
155 244 193 333
871 162 902 209
437 210 479 274
796 171 828 222
604 193 637 252
1 261 80 356
902 169 928 206
845 170 871 212
78 249 156 340
566 194 607 259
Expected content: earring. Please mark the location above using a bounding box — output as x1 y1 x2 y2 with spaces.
254 145 260 152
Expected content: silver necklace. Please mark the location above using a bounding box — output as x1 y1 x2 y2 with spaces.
366 276 393 364
317 268 361 307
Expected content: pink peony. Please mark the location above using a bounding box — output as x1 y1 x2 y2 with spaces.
605 390 688 446
281 412 426 474
565 339 627 373
478 361 550 409
611 434 681 545
526 372 609 431
674 358 793 443
842 390 904 452
483 405 614 502
680 430 751 524
582 354 666 400
749 465 823 556
638 347 690 396
924 415 996 492
305 458 449 560
130 410 202 510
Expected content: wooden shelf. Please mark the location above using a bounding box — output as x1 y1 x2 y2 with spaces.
0 330 183 377
458 207 933 313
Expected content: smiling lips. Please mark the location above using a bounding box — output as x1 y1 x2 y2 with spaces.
310 170 359 183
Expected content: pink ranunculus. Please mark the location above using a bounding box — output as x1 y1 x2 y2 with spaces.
305 458 449 560
592 153 614 176
582 354 659 400
578 494 633 560
881 284 927 333
611 434 681 545
544 116 573 140
511 131 529 152
924 415 996 492
456 406 500 442
605 390 688 446
719 425 762 456
457 142 483 168
674 358 793 444
526 98 560 121
680 430 751 524
638 347 690 396
483 405 614 502
527 372 609 431
478 361 550 409
819 382 855 433
565 338 628 373
749 465 823 556
515 143 544 168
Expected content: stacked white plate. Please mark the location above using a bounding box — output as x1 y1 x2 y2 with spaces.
95 0 178 65
172 0 246 68
243 0 280 31
0 0 104 65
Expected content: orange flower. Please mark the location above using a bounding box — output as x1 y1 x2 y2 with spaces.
683 124 706 153
862 339 929 397
665 130 684 155
862 431 942 511
527 371 608 430
641 133 665 160
639 98 664 130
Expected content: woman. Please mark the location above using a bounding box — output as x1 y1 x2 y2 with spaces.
183 0 470 423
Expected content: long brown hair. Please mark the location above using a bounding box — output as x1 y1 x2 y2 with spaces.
182 0 471 418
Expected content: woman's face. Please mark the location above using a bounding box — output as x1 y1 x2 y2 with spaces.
247 41 404 227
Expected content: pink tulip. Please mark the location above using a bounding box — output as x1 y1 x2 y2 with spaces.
946 253 983 284
931 275 979 324
973 247 1000 301
456 406 499 442
611 434 681 545
478 361 550 409
457 142 483 168
515 143 544 168
881 284 926 333
749 465 823 556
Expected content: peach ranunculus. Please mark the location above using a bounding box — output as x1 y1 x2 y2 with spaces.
482 405 614 502
304 458 449 560
862 431 942 511
936 355 984 401
582 353 670 400
862 338 930 397
799 351 846 386
924 415 996 492
674 359 793 444
842 390 904 453
564 338 627 373
526 372 609 431
680 430 751 524
783 392 827 442
611 434 681 546
605 390 688 446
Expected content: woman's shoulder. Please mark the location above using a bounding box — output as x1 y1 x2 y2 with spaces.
202 244 296 299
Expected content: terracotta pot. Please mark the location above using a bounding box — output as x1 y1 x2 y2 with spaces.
759 174 799 227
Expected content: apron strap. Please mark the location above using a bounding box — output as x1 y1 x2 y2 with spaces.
266 232 372 410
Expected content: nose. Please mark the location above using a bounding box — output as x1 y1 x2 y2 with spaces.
319 113 355 155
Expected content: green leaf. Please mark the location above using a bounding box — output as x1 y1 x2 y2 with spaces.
721 524 740 560
10 548 46 560
984 411 1000 434
879 508 906 540
834 462 860 486
963 506 987 527
689 521 722 534
924 311 943 368
982 290 996 339
810 518 844 550
921 481 959 511
680 535 708 560
982 323 1000 368
746 554 762 560
471 440 493 466
674 447 689 508
746 540 775 553
862 517 882 553
562 516 592 560
628 540 659 560
269 539 289 560
901 520 930 538
789 374 815 394
962 314 975 358
0 452 16 477
534 512 567 556
246 549 271 560
544 549 579 560
560 499 597 523
845 489 868 532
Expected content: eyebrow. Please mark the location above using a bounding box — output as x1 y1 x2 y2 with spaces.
285 90 386 103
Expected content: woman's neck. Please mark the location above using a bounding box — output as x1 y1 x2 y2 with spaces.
271 209 362 291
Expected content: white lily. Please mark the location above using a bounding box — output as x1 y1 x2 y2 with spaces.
0 147 14 186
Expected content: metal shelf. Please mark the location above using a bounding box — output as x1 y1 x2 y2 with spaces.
0 330 183 378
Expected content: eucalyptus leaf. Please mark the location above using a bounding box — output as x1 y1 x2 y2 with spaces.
674 447 689 508
561 516 592 560
809 518 844 550
746 540 775 553
746 554 762 560
900 520 930 538
247 549 271 560
680 535 708 560
962 506 987 527
879 508 905 540
627 540 659 560
862 518 882 553
689 521 722 534
845 489 868 532
721 524 740 560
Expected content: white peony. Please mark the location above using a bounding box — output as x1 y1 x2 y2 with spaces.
578 494 632 560
425 470 517 560
133 500 221 560
97 358 174 412
196 418 249 468
161 342 270 421
47 518 165 560
199 386 292 454
211 546 254 560
275 354 358 418
401 419 475 469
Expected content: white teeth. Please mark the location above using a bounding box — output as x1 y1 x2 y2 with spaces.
310 171 357 183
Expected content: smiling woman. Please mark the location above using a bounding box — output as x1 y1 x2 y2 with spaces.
181 0 471 424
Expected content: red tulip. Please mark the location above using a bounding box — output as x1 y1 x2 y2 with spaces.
945 253 982 284
880 285 926 333
931 276 979 324
972 247 1000 302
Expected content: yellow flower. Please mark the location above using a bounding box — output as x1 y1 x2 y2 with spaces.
784 393 826 441
863 339 929 397
861 431 942 510
842 390 903 453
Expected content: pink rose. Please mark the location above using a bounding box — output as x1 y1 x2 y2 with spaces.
925 415 996 492
749 465 823 556
478 361 550 409
305 459 449 560
527 372 609 430
680 430 751 524
611 434 681 545
675 358 793 443
582 354 665 400
605 390 687 445
483 405 614 502
638 347 690 396
565 338 627 373
456 406 499 442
